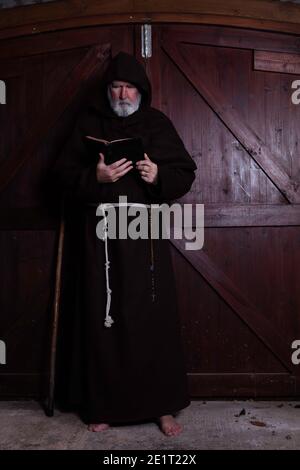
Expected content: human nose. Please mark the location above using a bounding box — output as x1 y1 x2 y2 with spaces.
120 87 127 100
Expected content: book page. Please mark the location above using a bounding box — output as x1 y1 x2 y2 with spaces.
110 138 134 143
85 135 109 144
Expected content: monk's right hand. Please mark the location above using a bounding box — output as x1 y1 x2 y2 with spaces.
96 153 133 183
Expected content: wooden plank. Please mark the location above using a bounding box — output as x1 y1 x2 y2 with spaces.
2 0 300 40
2 23 300 61
254 50 300 75
202 204 300 227
0 43 110 194
188 373 297 397
0 26 117 60
2 14 300 42
162 26 300 55
1 371 297 398
1 204 298 231
0 59 22 77
163 39 300 203
171 238 295 374
0 373 44 398
0 207 59 230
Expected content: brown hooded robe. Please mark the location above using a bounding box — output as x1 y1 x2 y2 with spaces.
54 52 197 424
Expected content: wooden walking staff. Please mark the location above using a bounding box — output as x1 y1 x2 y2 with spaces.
45 201 65 417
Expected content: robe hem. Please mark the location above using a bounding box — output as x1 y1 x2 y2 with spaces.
81 399 191 425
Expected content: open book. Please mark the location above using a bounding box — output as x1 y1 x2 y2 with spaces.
83 135 144 165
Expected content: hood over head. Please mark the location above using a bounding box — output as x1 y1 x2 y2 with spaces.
103 52 152 105
89 52 152 117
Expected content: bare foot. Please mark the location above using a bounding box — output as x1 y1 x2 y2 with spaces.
158 415 182 437
88 423 110 432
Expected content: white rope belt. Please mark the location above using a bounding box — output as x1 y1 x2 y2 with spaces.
98 202 151 328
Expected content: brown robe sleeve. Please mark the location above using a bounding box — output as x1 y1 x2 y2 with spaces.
144 111 197 202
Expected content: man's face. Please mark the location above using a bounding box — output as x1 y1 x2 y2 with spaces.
107 80 141 117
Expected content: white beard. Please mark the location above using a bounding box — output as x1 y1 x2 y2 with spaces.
107 89 142 117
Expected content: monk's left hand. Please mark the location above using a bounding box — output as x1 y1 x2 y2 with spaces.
136 153 158 185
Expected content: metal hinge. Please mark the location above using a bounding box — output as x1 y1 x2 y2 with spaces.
141 24 152 59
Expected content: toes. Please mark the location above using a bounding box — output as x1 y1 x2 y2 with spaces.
162 424 182 437
88 423 110 432
158 416 183 437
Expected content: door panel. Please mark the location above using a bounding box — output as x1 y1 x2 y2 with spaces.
1 22 300 398
0 26 134 398
144 24 300 396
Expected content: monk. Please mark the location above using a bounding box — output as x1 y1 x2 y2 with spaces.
53 52 197 437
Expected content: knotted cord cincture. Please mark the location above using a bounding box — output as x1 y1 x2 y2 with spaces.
98 202 155 328
99 203 114 328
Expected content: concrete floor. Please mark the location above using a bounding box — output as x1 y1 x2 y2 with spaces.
1 400 300 450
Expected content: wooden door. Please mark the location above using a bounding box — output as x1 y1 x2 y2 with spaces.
0 26 134 398
141 24 300 396
1 22 300 399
